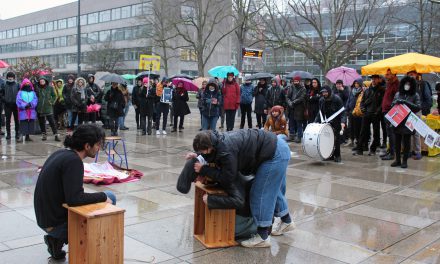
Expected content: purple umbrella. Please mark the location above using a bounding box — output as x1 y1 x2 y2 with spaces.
172 78 199 92
326 66 361 86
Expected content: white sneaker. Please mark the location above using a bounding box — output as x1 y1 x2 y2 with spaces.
156 130 161 135
241 234 271 248
162 130 167 135
271 221 296 236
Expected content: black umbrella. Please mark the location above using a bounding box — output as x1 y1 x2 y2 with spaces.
136 71 160 79
286 71 314 79
99 73 126 84
246 72 275 80
170 74 194 80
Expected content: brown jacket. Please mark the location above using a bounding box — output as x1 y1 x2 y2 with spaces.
264 115 288 136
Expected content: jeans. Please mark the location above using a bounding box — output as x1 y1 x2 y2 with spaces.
38 114 57 135
202 115 219 131
225 110 236 131
109 116 119 134
256 113 267 129
349 114 362 143
67 109 72 127
250 135 291 227
155 103 169 130
235 215 257 239
289 113 303 139
4 104 19 135
118 104 130 128
103 190 117 205
70 112 85 129
240 104 253 129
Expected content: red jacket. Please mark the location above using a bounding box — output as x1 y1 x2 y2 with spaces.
382 78 399 113
222 80 240 110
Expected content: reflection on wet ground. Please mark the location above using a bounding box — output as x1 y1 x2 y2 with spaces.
0 111 439 263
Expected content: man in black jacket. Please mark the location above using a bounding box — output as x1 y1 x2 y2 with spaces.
85 74 102 124
315 85 347 162
34 124 116 260
62 74 75 130
0 71 21 140
188 130 293 248
286 76 306 143
355 75 385 156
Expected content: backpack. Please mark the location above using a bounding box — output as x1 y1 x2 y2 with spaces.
352 91 364 117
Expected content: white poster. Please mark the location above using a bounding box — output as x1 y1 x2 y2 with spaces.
413 119 431 138
405 112 418 132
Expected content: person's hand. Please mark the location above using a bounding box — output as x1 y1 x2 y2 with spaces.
185 152 197 160
212 98 218 105
202 194 208 205
264 109 268 114
194 162 203 173
341 123 346 129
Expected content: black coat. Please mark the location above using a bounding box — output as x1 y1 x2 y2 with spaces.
62 83 74 110
172 88 190 116
254 84 268 114
332 85 350 106
307 88 320 122
137 86 157 117
392 77 421 135
360 84 385 117
315 94 347 131
266 85 285 109
286 85 306 121
131 85 142 107
86 83 102 105
0 80 20 107
104 88 125 118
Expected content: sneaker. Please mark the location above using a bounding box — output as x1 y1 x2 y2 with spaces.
44 235 66 260
6 134 11 140
42 133 47 141
156 130 161 135
390 160 401 167
271 222 296 236
54 134 61 142
344 141 353 147
241 234 271 248
380 151 390 158
353 150 363 156
413 153 422 160
162 130 167 135
334 156 342 163
25 135 32 142
368 151 376 156
381 153 394 160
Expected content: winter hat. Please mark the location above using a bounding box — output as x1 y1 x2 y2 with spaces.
6 71 15 79
227 72 235 77
320 85 332 94
162 76 169 83
293 76 301 81
270 105 284 115
143 77 149 84
67 74 75 81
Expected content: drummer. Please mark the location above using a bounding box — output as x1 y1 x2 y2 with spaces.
314 85 346 163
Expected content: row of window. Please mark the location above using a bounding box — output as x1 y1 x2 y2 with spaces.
0 25 151 54
0 3 152 40
2 47 153 69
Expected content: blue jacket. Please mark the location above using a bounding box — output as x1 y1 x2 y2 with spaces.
240 83 254 104
202 88 222 117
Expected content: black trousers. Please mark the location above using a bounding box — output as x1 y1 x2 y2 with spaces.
256 113 267 129
38 114 57 135
140 114 152 133
333 126 341 158
4 104 19 134
70 112 85 129
53 103 66 126
174 115 185 129
359 115 380 152
349 114 362 142
395 133 411 162
240 104 253 129
225 110 236 131
135 107 140 128
88 112 97 123
156 103 169 130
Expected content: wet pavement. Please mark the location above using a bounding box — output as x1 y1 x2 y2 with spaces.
0 109 439 264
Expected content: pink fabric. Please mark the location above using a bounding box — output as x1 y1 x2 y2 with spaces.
87 104 101 113
83 163 143 185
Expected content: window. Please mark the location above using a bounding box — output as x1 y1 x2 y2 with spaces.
121 6 131 19
80 15 87 25
37 40 44 49
99 30 111 42
7 30 13 38
37 23 45 33
81 33 88 44
132 4 143 17
180 49 197 61
13 29 19 38
19 27 26 36
99 10 111 22
112 28 125 41
67 35 77 46
44 21 53 32
67 17 77 28
112 8 121 20
0 31 5 40
88 12 99 24
58 19 67 29
45 39 54 49
53 21 58 31
88 32 98 44
124 28 133 40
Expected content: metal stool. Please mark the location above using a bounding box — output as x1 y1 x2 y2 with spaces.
95 136 128 169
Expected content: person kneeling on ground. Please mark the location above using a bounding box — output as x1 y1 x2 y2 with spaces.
264 105 288 136
34 124 116 260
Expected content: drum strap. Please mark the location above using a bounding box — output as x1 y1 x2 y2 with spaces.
320 106 345 123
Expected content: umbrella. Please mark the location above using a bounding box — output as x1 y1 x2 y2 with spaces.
246 72 275 80
170 74 194 80
0 60 9 68
99 73 125 84
121 74 137 80
193 77 209 88
208 66 239 78
136 71 160 79
361 52 440 75
286 71 314 79
326 66 361 86
172 78 199 92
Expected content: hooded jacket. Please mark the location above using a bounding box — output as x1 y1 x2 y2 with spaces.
36 76 56 115
240 82 254 105
392 76 421 135
198 129 277 210
62 75 75 110
222 78 240 110
286 83 306 121
254 82 268 114
315 86 347 129
264 105 288 136
360 81 385 117
266 83 285 110
0 75 20 107
16 79 38 121
137 81 156 117
308 79 321 122
86 75 102 105
172 84 191 116
54 79 65 105
71 77 88 113
105 85 125 118
382 77 400 113
202 79 222 117
346 79 363 112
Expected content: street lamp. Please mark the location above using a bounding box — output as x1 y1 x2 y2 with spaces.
429 0 440 3
77 0 81 76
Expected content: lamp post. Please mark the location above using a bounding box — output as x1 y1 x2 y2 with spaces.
77 0 81 76
429 0 440 3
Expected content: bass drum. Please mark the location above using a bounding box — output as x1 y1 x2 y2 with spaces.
302 123 335 160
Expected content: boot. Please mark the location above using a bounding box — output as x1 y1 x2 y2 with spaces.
25 135 32 142
381 153 394 161
6 133 11 140
288 135 295 142
401 154 408 169
42 133 47 141
54 134 61 142
390 157 401 167
44 235 66 260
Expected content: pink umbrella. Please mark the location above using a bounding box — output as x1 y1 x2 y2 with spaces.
0 60 10 68
172 77 198 92
326 66 361 86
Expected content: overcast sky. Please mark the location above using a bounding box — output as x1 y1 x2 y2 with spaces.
0 0 76 20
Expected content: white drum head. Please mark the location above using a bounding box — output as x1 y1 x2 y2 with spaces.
302 123 335 160
318 124 335 159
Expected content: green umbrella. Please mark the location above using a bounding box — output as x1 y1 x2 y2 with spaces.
122 74 137 80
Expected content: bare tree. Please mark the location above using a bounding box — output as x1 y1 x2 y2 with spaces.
393 0 440 55
173 0 237 75
261 0 395 79
87 41 123 72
